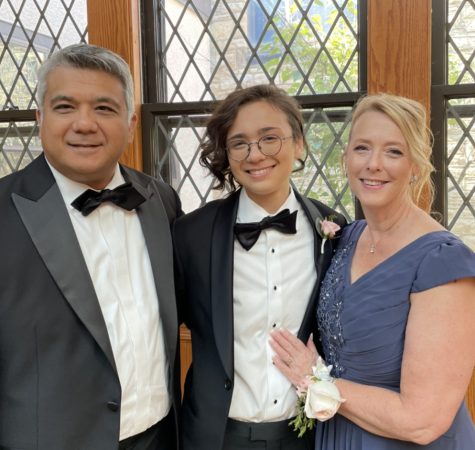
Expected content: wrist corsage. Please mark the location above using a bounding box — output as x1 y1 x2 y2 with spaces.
318 216 341 254
290 357 345 437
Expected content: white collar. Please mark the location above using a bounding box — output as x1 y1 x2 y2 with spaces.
45 159 125 210
236 187 299 223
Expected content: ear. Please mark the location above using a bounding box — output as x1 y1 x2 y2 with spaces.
294 136 304 160
127 112 138 143
342 150 348 176
410 161 421 179
36 109 42 127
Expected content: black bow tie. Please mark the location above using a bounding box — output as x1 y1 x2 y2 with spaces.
234 208 297 251
71 182 146 216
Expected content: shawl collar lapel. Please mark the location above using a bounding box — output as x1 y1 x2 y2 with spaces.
122 167 178 368
210 191 240 380
12 156 116 371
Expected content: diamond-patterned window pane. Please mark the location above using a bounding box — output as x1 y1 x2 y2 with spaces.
161 0 359 101
294 107 353 217
448 0 475 84
0 0 88 178
0 0 88 110
0 120 41 177
443 0 475 249
446 99 475 250
152 106 354 219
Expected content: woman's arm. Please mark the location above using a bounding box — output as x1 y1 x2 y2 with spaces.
271 277 475 445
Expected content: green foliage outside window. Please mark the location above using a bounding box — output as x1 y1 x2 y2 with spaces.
262 0 358 218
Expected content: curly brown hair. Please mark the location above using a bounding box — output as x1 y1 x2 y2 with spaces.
200 84 308 191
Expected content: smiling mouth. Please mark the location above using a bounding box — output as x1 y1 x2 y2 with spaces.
361 179 387 186
246 166 275 176
68 143 102 148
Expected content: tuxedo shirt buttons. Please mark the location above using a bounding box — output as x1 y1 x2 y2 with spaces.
224 379 232 390
107 400 120 412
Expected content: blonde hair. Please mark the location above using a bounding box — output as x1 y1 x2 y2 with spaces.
348 93 434 212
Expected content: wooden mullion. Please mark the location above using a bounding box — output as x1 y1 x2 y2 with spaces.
86 0 143 170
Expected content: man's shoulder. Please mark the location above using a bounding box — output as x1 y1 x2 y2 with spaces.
121 164 164 186
121 165 182 221
0 169 21 190
0 171 20 208
0 158 41 198
121 165 177 197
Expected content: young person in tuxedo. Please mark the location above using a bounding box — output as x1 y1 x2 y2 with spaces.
173 85 346 450
0 44 182 450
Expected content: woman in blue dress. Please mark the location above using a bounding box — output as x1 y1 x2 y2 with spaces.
270 93 475 449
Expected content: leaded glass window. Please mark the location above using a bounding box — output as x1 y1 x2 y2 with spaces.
142 0 364 217
0 0 88 178
432 0 475 249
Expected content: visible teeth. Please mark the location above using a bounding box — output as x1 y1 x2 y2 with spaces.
249 168 269 175
364 179 384 186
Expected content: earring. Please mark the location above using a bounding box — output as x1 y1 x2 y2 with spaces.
410 175 418 184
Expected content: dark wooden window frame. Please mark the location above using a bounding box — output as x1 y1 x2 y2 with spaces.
431 0 475 222
140 0 368 221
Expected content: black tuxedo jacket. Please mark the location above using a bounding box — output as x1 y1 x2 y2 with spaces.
0 154 182 450
173 189 346 450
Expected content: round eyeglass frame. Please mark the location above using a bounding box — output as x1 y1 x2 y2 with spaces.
225 135 294 162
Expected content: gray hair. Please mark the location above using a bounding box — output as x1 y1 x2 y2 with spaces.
37 44 135 120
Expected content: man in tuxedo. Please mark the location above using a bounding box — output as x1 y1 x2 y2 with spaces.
0 44 182 449
174 85 346 450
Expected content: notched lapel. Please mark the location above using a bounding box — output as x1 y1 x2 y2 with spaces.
12 184 117 372
211 194 238 379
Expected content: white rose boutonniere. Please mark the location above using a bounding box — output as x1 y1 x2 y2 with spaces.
290 357 345 437
318 216 341 253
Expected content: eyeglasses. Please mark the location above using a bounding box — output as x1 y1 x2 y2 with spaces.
226 134 293 162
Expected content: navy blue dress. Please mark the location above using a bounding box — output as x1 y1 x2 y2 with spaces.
316 220 475 449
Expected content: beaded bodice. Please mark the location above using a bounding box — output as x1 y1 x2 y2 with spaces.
317 241 354 377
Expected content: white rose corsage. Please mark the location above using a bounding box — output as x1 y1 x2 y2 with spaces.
290 357 345 437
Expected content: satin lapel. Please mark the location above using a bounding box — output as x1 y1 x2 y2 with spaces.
12 183 117 371
211 193 239 380
124 169 178 369
297 193 326 273
295 193 328 341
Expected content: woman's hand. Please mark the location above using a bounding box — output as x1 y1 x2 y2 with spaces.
270 328 319 388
